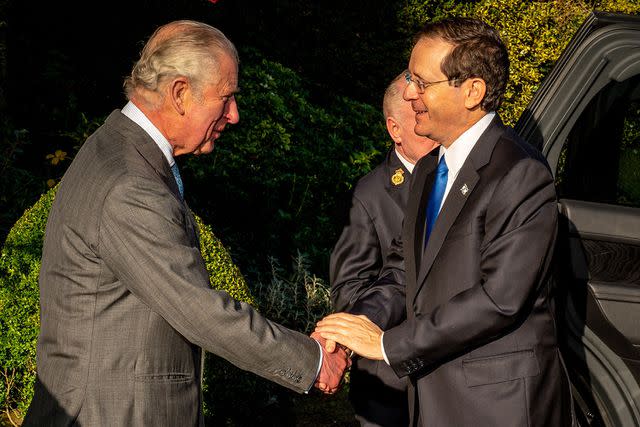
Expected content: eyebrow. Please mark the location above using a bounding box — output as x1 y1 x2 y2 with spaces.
411 71 426 81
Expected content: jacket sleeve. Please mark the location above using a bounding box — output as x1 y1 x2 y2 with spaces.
98 174 320 393
330 191 406 329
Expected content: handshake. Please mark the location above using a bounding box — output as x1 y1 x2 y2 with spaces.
310 313 384 394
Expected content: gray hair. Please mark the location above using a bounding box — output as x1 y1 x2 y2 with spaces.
124 20 238 103
382 71 408 119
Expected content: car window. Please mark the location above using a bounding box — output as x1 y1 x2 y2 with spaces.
556 74 640 208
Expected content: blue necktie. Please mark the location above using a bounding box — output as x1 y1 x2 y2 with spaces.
171 162 184 199
425 155 448 244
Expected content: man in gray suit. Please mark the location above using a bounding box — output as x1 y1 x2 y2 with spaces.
330 72 438 427
24 20 349 426
317 18 571 426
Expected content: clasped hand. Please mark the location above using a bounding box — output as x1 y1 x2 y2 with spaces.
310 313 384 394
315 313 384 361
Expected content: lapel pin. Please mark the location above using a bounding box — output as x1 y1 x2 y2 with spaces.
391 168 405 186
460 183 469 196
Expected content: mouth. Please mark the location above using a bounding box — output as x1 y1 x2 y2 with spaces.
414 109 428 120
412 103 428 116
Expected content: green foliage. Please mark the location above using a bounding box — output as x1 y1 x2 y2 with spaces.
0 123 46 244
195 215 255 305
398 0 640 126
619 102 640 206
618 147 640 206
203 252 334 425
254 253 332 334
0 185 53 417
185 51 389 275
0 186 255 421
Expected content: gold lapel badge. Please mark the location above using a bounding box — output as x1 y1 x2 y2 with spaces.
391 168 405 186
460 183 469 196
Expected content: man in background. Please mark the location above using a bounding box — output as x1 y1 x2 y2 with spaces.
330 71 438 426
25 20 349 426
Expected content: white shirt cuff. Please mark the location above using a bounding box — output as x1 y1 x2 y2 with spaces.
306 339 323 393
381 332 390 365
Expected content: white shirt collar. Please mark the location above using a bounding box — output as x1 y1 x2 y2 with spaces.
438 112 496 178
435 112 496 212
121 101 175 167
395 148 415 174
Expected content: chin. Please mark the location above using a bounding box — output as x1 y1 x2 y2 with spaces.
414 124 431 139
195 142 215 155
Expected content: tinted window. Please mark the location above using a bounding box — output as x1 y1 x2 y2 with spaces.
557 75 640 207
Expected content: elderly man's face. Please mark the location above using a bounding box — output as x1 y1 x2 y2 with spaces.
392 88 439 163
178 54 240 156
404 37 467 148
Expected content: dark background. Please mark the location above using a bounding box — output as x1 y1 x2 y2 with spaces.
0 0 414 270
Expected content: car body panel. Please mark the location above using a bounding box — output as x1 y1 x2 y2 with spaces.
516 11 640 427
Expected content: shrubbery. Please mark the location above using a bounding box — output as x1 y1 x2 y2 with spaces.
184 50 389 278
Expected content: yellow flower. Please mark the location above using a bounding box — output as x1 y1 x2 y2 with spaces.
46 149 68 165
47 179 57 188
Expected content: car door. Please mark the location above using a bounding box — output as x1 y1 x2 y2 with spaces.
516 11 640 427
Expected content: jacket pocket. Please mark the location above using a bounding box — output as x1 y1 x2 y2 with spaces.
134 372 193 383
462 349 540 387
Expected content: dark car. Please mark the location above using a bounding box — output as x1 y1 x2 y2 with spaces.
516 11 640 427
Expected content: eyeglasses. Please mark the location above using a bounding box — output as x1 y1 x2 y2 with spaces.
404 71 458 94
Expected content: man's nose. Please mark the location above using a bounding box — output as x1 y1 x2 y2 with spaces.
226 96 240 124
403 82 418 101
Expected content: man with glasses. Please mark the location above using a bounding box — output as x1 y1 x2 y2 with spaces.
317 17 571 426
25 20 350 426
330 71 438 426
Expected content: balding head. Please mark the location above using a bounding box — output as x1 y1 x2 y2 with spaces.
384 71 439 165
382 72 407 119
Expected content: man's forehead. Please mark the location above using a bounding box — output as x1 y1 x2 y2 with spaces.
409 37 451 75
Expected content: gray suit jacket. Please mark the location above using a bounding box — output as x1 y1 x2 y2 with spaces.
330 149 415 426
24 110 320 426
374 116 570 426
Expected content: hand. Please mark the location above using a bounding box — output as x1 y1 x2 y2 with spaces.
315 313 384 360
310 331 351 394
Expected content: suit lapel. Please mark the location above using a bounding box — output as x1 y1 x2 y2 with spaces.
403 151 438 305
414 167 480 297
110 110 184 203
413 116 507 303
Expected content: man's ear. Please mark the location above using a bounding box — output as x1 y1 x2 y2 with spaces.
169 77 190 115
386 116 402 144
464 77 486 110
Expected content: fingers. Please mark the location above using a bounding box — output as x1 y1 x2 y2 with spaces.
310 331 338 353
317 312 363 326
325 339 336 353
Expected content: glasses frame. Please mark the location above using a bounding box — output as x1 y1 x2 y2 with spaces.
404 71 459 94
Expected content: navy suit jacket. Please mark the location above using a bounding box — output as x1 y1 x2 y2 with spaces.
370 116 570 426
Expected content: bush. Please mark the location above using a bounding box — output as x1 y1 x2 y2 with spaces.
0 186 255 422
184 50 389 278
203 253 336 425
